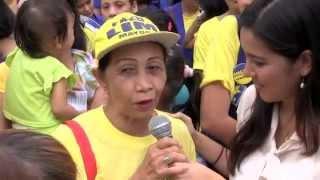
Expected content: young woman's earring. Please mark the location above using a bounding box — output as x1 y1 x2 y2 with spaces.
300 78 305 89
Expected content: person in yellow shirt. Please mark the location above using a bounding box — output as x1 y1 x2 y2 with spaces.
184 0 229 50
193 0 239 71
52 13 196 180
0 0 16 129
199 0 254 146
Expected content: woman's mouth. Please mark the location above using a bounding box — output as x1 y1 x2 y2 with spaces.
135 99 154 111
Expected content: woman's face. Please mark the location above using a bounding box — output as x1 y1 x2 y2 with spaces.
100 42 166 120
241 28 305 103
101 0 137 19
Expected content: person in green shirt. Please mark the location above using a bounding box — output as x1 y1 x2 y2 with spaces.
4 0 87 133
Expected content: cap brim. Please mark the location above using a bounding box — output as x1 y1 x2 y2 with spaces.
96 32 180 60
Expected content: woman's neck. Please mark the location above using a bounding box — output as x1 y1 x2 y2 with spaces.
103 104 152 137
279 97 296 128
0 38 16 57
275 97 297 147
181 0 199 16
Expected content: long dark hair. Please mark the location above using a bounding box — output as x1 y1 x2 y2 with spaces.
229 0 320 174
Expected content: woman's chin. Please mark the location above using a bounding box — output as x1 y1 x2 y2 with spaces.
131 110 155 121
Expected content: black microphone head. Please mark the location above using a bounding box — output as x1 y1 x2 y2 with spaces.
148 115 172 139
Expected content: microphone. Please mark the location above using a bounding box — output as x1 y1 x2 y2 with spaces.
148 115 172 139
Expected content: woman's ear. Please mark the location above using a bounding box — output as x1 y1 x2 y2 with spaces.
298 50 313 77
93 68 108 90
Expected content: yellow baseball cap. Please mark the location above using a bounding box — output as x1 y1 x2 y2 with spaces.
94 12 180 60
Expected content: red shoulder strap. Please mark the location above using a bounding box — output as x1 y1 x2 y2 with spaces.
65 120 97 180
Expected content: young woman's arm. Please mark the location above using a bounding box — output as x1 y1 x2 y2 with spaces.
51 78 80 120
192 131 229 176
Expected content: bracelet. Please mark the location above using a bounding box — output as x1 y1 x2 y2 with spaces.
212 146 224 166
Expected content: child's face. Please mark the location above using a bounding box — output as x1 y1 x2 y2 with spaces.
101 0 137 19
76 0 94 17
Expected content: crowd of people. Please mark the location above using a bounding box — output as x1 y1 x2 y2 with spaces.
0 0 320 179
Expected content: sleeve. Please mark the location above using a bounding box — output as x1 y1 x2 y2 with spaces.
193 22 209 71
236 85 257 132
200 16 240 96
0 63 9 93
43 58 75 95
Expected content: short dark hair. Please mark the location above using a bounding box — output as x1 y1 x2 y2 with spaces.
0 0 15 39
15 0 74 58
0 130 76 180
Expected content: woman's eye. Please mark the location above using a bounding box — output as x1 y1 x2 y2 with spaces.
248 57 266 67
102 4 109 9
253 60 266 67
148 65 162 72
120 67 135 74
115 2 125 8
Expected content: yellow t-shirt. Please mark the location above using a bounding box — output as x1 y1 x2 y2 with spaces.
0 62 9 93
201 15 240 97
183 12 200 33
193 17 220 70
52 106 196 180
